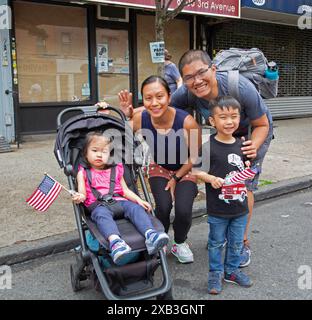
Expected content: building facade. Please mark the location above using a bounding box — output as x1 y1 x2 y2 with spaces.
210 0 312 119
0 0 311 142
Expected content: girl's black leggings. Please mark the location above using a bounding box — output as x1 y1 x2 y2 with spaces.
149 177 198 244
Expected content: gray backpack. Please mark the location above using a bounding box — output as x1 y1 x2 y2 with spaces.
212 48 279 100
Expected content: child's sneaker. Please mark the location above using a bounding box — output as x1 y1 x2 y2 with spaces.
145 230 169 255
110 238 132 265
162 245 168 255
239 244 251 268
224 270 253 287
171 241 194 264
208 271 223 295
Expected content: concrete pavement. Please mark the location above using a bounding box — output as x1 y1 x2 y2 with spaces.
2 188 312 300
0 117 312 265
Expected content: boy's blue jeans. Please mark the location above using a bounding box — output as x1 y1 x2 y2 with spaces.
208 214 248 275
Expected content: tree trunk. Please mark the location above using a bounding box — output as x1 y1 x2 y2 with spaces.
154 0 191 76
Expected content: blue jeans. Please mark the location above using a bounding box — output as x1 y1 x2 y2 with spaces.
91 200 154 239
208 214 248 274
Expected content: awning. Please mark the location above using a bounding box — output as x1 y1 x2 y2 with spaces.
241 7 300 26
85 0 241 18
241 0 312 15
241 0 312 26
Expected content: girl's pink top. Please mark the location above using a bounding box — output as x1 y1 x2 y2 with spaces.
78 163 126 207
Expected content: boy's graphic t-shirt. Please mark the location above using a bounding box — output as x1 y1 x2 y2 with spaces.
200 134 249 218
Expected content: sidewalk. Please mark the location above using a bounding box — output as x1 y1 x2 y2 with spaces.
0 117 312 265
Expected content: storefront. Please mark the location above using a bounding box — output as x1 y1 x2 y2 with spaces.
2 0 311 142
0 0 241 142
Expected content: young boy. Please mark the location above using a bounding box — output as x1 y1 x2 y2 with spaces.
193 96 257 295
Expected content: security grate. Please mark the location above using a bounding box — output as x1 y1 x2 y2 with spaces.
265 96 312 120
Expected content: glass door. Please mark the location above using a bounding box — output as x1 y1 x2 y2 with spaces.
96 28 130 107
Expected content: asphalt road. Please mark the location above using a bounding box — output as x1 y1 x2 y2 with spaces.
1 189 312 301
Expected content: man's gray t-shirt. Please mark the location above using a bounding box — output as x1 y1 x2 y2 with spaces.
164 62 181 94
171 72 273 136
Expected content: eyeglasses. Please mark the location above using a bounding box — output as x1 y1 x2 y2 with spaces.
183 68 210 85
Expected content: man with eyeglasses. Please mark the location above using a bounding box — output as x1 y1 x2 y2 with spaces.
171 49 273 268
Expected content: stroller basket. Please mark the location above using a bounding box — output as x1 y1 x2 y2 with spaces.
103 258 159 296
54 105 172 300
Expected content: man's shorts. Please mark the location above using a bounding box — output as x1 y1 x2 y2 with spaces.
245 127 273 192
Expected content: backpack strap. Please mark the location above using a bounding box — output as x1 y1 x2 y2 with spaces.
227 70 252 140
227 70 240 101
86 166 124 219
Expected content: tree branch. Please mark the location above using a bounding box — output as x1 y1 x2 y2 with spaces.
165 0 196 22
164 0 175 12
155 0 162 11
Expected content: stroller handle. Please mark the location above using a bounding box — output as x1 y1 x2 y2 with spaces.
56 105 127 128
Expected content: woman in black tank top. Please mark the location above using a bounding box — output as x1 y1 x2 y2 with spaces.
98 76 201 264
126 76 201 264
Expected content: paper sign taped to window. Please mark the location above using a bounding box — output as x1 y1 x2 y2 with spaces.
149 41 164 64
97 43 108 73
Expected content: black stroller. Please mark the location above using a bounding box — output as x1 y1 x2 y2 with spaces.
54 105 173 300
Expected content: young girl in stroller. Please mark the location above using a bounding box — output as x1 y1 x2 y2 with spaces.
72 131 169 265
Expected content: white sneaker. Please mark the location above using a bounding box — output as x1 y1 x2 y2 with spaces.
171 241 194 263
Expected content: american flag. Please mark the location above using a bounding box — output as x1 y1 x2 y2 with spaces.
26 175 62 212
229 168 258 184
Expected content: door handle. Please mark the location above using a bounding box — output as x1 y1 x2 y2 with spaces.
5 89 17 95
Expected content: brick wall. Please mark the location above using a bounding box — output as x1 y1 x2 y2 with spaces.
212 19 312 97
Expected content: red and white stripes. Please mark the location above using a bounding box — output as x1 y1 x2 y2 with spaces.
228 168 257 184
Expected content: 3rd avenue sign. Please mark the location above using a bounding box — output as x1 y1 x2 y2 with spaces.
88 0 240 18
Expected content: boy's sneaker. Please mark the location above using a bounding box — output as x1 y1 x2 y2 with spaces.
145 230 169 255
224 270 253 287
208 271 223 295
239 244 251 268
171 241 194 264
110 239 132 265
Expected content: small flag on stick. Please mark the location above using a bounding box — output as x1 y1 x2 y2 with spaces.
228 168 258 184
26 174 63 212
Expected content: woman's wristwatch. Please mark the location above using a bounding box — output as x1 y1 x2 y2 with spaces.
171 173 182 183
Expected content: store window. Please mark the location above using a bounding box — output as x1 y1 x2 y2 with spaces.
14 1 90 104
96 28 130 107
137 15 190 100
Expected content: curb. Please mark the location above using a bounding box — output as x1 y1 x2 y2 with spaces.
254 175 312 202
0 231 80 266
1 175 311 266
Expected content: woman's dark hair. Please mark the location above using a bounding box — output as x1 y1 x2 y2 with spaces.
178 50 212 75
209 96 241 116
140 75 170 97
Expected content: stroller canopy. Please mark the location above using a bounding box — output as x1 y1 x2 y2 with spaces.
54 109 137 176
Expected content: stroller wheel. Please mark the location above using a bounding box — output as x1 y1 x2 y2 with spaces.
156 288 174 300
70 264 82 292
